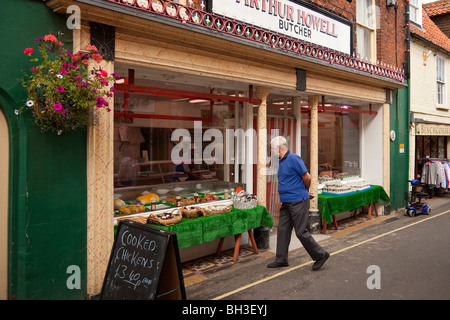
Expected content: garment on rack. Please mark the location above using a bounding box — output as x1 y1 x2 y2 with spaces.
420 160 450 189
443 162 450 188
421 161 437 186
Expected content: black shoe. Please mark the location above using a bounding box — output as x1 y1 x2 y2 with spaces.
312 252 330 271
266 261 289 268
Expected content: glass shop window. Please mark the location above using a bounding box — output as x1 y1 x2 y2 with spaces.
113 89 246 189
317 111 361 179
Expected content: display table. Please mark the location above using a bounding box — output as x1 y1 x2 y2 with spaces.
139 205 273 262
318 185 390 234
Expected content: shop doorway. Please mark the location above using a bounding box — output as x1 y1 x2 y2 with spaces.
0 110 8 300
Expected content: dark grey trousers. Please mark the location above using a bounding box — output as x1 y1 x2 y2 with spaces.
276 200 326 263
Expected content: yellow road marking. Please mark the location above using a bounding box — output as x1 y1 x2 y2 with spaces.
212 210 450 300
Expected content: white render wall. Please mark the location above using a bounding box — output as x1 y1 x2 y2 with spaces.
409 39 450 180
410 39 450 120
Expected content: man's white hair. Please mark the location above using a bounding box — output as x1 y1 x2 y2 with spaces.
270 136 288 150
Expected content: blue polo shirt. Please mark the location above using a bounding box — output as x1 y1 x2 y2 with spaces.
278 151 310 203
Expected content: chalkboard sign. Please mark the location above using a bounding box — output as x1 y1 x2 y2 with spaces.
100 220 186 300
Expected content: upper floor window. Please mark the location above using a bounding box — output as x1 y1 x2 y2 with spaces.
356 0 376 62
437 56 446 106
410 0 423 26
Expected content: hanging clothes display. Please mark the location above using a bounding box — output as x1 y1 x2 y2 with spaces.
420 159 450 189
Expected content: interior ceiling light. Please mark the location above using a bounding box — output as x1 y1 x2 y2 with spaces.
189 99 210 103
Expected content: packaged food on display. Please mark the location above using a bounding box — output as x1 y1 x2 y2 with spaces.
232 188 258 209
322 181 354 196
147 209 182 226
117 204 146 216
114 199 126 210
136 192 159 205
180 206 205 219
200 204 232 216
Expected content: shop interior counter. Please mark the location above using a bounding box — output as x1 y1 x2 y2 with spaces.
113 181 272 261
114 205 274 262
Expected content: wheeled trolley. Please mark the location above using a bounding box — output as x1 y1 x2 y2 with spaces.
405 179 431 217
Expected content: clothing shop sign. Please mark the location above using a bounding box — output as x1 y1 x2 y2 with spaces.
212 0 352 55
416 123 450 136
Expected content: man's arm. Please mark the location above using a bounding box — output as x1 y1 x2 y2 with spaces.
302 172 314 199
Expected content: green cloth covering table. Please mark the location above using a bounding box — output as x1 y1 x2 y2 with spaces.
146 205 273 249
318 185 390 225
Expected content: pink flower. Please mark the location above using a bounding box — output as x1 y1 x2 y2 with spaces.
53 103 63 111
56 85 65 93
75 76 82 81
87 44 98 52
96 96 105 108
24 48 34 55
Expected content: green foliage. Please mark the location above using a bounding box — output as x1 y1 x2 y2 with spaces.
20 33 119 134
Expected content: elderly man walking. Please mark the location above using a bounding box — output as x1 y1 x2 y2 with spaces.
267 136 329 271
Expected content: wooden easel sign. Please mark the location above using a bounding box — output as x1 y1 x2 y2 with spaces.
99 220 186 300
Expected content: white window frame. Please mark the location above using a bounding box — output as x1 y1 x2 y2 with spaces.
409 0 423 26
356 0 377 63
436 55 447 107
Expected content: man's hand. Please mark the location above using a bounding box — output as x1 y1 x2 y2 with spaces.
309 191 315 199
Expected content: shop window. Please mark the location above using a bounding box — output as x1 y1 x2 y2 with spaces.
436 56 446 106
415 135 448 179
113 85 247 190
302 109 361 180
416 135 447 160
409 0 423 27
356 0 376 62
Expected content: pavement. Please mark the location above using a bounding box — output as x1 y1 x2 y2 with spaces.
182 191 450 300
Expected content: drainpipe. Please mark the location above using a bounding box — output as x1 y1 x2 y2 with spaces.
405 0 412 201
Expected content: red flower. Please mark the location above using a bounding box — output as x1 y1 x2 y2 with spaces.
44 34 57 42
91 53 103 63
24 48 34 55
87 44 98 52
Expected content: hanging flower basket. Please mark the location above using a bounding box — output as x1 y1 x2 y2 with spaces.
19 33 120 135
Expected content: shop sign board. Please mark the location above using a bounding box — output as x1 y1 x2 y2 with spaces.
100 220 186 300
211 0 352 55
416 123 450 136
